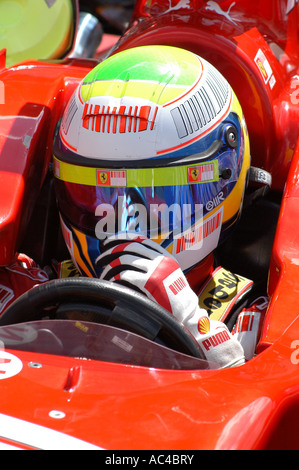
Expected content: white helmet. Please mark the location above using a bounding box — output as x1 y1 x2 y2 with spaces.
53 45 250 276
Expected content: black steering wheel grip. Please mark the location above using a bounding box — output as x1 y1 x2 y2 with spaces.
0 278 203 358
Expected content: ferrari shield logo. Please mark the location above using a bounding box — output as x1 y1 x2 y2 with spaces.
190 168 199 181
96 170 127 187
97 171 109 185
188 162 217 183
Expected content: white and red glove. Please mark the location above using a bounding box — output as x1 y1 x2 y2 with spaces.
97 236 245 368
232 296 268 360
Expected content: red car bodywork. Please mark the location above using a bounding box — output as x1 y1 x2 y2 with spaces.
0 0 299 450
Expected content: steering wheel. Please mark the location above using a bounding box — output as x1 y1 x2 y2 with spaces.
0 278 203 358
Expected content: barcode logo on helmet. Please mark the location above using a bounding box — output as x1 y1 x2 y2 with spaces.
170 68 230 139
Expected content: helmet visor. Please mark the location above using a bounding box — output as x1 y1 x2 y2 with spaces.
53 155 227 245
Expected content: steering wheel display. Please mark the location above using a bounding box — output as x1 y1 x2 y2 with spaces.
0 278 203 358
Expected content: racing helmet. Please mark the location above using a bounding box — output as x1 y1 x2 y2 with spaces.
53 45 250 277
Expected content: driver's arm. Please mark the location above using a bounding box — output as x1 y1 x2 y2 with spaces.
97 236 245 368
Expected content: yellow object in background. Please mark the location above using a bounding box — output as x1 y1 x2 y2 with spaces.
0 0 75 67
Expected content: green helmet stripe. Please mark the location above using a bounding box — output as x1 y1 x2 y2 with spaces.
82 46 201 95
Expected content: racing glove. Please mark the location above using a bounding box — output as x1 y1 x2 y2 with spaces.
97 236 245 368
232 296 268 360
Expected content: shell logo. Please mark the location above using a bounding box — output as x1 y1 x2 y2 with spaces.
198 316 210 335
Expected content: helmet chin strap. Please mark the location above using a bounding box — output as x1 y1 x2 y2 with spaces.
248 166 272 187
243 166 272 209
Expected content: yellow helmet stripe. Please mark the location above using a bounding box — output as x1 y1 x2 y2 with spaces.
53 156 219 187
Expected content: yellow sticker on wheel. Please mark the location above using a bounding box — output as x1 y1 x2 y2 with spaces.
197 267 253 322
58 259 80 278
